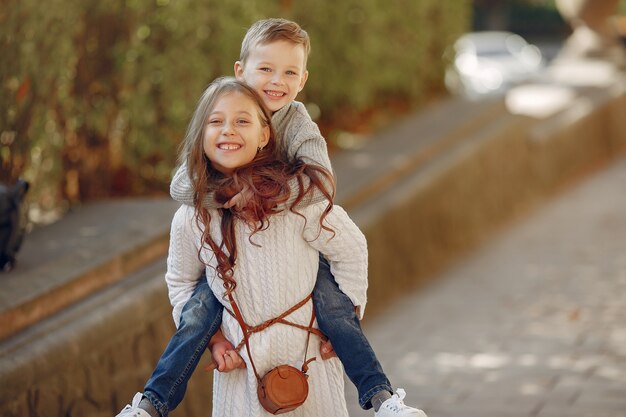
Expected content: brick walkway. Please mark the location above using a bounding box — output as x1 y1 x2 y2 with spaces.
345 156 626 417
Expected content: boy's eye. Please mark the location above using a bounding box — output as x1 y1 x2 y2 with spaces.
259 67 271 72
286 70 297 76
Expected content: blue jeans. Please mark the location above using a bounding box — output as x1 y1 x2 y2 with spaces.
314 254 392 409
143 278 223 417
144 256 390 415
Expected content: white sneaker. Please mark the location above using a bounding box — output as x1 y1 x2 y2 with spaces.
115 392 152 417
374 388 427 417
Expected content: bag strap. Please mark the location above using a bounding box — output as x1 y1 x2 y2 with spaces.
226 291 322 381
227 291 263 381
301 301 317 373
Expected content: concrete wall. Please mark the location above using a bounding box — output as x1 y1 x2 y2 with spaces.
0 261 212 417
359 80 626 315
1 74 625 416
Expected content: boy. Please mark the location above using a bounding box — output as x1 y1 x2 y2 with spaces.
116 18 426 417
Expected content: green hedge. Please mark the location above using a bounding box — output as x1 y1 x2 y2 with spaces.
1 0 470 221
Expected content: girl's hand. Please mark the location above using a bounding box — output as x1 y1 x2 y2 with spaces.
320 340 337 360
211 340 246 372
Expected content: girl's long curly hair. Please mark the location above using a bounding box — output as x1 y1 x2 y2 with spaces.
178 77 335 296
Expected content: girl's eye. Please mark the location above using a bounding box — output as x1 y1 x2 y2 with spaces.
208 119 222 125
237 119 250 125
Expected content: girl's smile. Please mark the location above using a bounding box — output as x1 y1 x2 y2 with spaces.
203 92 269 175
217 143 243 150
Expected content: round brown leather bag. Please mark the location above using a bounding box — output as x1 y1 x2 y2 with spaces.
257 364 309 414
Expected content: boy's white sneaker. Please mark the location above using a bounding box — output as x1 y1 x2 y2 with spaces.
374 389 427 417
115 392 152 417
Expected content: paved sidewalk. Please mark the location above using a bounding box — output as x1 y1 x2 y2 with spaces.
345 156 626 417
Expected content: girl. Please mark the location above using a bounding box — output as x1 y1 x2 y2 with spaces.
118 18 427 417
167 77 364 416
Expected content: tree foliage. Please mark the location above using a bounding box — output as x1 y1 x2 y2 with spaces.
1 0 470 222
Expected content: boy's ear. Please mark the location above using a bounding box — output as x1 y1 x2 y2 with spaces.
260 126 270 148
298 70 309 92
234 61 245 80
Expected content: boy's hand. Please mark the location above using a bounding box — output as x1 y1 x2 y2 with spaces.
223 183 253 210
320 340 337 360
211 340 246 372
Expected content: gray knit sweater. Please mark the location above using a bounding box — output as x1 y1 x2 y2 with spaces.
170 101 334 208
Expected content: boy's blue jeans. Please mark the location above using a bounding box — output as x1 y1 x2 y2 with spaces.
143 279 223 417
144 255 391 416
314 255 392 409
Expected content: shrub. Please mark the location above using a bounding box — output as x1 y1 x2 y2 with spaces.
1 0 470 222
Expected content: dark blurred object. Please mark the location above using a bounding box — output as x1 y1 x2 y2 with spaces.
445 31 544 100
473 0 569 38
0 179 30 272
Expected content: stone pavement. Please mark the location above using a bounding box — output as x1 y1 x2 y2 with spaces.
344 156 626 417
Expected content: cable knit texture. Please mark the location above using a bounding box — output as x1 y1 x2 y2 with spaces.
170 101 333 209
165 202 368 416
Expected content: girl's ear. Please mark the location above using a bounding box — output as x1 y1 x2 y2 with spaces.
260 126 270 148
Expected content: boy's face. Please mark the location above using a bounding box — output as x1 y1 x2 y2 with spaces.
235 40 309 113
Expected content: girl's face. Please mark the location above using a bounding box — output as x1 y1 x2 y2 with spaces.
203 92 270 175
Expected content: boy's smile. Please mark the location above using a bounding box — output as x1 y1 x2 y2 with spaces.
235 40 309 113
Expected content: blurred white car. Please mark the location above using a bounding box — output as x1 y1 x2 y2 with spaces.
445 31 544 100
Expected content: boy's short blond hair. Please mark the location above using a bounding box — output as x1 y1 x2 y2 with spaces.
240 18 311 68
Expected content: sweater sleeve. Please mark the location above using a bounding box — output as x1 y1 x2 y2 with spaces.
169 163 194 206
302 203 368 319
165 204 206 327
288 115 333 174
279 104 335 209
169 162 222 209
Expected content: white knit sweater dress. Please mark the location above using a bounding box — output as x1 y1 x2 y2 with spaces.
165 202 368 417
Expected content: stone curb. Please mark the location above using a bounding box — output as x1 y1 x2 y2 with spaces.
0 199 180 342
